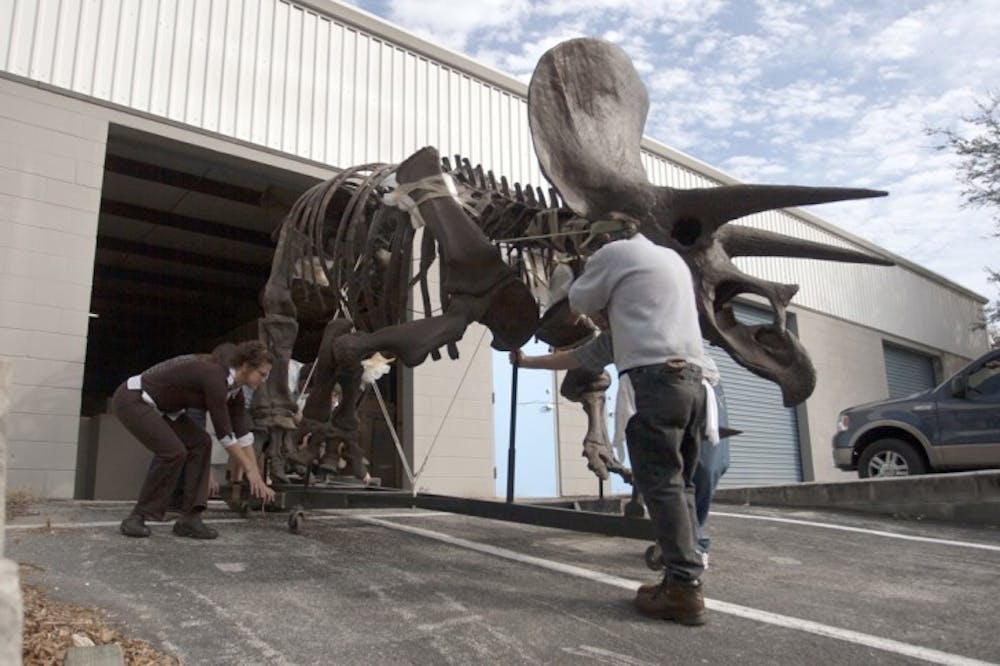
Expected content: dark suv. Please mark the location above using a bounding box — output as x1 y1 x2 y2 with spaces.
833 349 1000 478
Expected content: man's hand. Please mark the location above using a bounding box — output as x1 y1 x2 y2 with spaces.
207 472 220 498
508 349 525 366
589 310 610 331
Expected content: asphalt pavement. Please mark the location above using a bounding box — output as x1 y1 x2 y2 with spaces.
6 499 1000 665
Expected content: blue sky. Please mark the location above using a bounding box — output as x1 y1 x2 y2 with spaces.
344 0 999 303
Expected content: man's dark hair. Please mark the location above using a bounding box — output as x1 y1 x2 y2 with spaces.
585 218 639 252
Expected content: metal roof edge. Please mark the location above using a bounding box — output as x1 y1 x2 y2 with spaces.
297 0 531 97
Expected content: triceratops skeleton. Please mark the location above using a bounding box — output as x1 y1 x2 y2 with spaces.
252 37 890 484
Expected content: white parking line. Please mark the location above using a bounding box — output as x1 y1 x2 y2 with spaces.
357 515 995 666
710 511 1000 553
5 518 249 531
1 510 455 532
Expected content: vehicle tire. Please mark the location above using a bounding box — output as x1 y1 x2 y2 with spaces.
857 439 927 478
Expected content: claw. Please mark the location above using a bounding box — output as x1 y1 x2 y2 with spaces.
582 439 633 483
582 440 611 480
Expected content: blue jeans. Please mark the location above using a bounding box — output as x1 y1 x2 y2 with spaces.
625 364 706 582
693 383 730 553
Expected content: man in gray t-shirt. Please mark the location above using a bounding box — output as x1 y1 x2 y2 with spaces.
513 225 711 625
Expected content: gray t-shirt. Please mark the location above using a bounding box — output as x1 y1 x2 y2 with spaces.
569 234 703 372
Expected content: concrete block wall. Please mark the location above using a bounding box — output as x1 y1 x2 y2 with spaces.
797 309 889 482
0 78 107 499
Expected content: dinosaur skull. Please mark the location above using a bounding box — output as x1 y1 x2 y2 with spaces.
528 38 891 406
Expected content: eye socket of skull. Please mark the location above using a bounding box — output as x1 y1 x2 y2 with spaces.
671 216 703 246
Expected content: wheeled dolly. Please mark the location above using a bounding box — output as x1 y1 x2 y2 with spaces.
287 505 306 534
644 543 664 570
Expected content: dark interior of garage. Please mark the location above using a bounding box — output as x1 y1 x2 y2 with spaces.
80 125 403 492
82 125 322 414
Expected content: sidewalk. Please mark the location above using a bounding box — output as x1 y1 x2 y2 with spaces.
713 469 1000 526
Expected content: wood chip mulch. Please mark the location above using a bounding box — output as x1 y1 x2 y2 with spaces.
20 580 182 665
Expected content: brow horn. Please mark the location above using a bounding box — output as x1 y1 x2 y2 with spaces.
718 225 894 265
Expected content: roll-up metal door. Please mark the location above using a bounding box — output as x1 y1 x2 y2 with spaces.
707 303 802 487
883 343 936 399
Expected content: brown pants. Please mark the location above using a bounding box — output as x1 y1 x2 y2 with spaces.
111 383 212 521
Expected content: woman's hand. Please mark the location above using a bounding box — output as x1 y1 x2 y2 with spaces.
247 472 276 504
508 349 524 366
207 472 220 498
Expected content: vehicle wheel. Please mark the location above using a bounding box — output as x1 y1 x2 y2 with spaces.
858 439 926 478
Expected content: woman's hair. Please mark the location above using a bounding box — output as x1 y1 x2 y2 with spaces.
232 340 273 369
209 342 238 366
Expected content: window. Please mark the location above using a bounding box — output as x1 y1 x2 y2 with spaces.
968 360 1000 397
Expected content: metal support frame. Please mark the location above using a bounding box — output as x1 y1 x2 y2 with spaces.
265 484 654 541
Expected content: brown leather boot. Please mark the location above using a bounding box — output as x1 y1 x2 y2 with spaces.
634 577 706 625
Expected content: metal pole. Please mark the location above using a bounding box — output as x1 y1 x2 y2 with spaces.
506 362 519 503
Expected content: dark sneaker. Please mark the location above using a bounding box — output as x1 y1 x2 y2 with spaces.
634 577 706 626
120 514 150 538
172 515 219 539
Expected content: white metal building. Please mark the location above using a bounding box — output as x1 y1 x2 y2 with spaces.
0 0 989 500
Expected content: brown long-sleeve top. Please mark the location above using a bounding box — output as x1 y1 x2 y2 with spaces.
131 355 252 447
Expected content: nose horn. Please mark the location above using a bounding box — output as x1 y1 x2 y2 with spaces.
665 184 888 231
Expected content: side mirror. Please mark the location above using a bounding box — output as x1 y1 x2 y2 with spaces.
951 375 968 398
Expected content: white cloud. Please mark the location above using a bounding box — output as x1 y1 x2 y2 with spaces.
720 155 789 179
348 0 1000 300
863 13 927 61
381 0 532 50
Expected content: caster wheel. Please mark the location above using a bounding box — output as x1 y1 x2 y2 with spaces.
239 501 250 518
288 507 305 534
644 544 663 571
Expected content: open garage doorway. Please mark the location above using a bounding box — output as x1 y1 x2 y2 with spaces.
78 125 402 497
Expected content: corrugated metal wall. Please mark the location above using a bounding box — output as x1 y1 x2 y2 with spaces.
0 0 984 358
707 303 802 487
0 0 542 184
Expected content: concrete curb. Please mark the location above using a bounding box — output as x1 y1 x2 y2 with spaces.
0 360 23 665
713 470 1000 526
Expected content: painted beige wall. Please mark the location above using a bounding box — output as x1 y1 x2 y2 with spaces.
796 307 979 483
409 322 495 497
